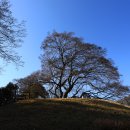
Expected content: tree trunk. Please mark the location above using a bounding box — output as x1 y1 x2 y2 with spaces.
63 86 73 98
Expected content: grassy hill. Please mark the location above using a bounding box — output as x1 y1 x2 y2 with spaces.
0 98 130 130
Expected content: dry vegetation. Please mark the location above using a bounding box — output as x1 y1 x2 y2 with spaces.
0 98 130 130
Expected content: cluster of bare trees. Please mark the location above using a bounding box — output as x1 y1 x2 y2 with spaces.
0 0 129 100
14 31 129 100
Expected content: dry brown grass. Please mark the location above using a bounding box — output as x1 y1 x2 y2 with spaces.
0 98 130 130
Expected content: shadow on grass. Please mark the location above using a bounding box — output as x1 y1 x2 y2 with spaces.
0 99 130 130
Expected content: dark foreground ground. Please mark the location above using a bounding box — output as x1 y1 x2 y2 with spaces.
0 98 130 130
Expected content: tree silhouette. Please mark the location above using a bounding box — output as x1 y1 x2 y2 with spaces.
0 0 25 68
40 31 129 99
15 71 49 99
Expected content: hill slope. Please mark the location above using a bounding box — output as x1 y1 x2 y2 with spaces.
0 98 130 130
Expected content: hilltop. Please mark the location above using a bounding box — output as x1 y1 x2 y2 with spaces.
0 98 130 130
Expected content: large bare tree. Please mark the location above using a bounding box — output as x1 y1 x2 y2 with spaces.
0 0 25 68
40 31 129 99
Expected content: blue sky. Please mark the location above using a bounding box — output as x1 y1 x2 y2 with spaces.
0 0 130 87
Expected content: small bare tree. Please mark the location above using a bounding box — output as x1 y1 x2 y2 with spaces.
15 71 49 98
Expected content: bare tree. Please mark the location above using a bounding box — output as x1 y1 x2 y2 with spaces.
40 31 129 99
0 0 25 68
15 71 49 98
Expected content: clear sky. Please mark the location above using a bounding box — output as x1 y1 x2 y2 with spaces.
0 0 130 87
